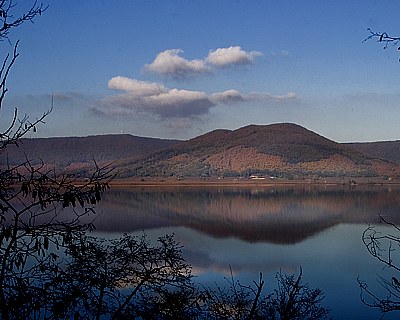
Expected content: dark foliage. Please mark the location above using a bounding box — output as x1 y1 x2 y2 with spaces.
0 2 114 319
2 229 331 320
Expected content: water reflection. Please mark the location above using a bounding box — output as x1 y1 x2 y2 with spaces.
88 185 400 319
92 185 400 244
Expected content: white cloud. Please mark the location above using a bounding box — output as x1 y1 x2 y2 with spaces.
144 46 263 79
145 88 209 106
92 76 298 119
144 49 210 79
98 77 214 118
143 88 214 118
108 76 166 96
206 46 263 68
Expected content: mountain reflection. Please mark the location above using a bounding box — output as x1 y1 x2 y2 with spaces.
90 185 400 244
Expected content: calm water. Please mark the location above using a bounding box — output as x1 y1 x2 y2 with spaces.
89 184 400 319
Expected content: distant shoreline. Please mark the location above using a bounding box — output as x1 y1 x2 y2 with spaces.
107 177 400 188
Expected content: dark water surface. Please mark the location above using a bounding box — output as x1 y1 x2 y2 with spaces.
91 184 400 319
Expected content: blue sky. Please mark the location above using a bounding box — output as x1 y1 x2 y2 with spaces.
2 0 400 142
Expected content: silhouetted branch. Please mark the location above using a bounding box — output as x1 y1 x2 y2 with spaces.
200 266 330 320
0 41 18 111
0 107 52 151
364 28 400 49
0 0 48 42
248 272 264 320
364 28 400 61
360 215 400 316
362 218 400 272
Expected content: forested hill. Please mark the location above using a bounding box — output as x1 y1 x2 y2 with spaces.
116 123 400 179
346 141 400 164
2 124 400 179
2 134 181 170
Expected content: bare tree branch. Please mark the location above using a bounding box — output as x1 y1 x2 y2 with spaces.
0 0 48 42
364 28 400 61
360 216 400 316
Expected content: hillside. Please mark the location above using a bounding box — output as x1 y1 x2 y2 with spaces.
2 134 181 171
346 141 400 164
3 123 400 179
117 123 400 179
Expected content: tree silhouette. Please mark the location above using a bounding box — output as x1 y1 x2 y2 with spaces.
0 1 113 318
202 267 331 320
358 215 400 317
21 232 195 319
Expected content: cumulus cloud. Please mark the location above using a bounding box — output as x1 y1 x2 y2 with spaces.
144 46 262 79
108 76 167 96
91 76 298 120
144 49 210 79
206 46 263 68
97 77 213 118
210 89 245 104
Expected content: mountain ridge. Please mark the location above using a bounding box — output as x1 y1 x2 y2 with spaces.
116 123 400 179
346 140 400 164
2 123 400 179
2 134 181 170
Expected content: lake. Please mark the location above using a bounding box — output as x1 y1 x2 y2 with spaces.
89 184 400 319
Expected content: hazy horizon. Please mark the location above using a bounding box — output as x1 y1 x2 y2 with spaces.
16 122 400 144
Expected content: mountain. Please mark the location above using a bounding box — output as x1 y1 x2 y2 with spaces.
2 123 400 179
117 123 400 179
346 141 400 164
2 134 181 171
